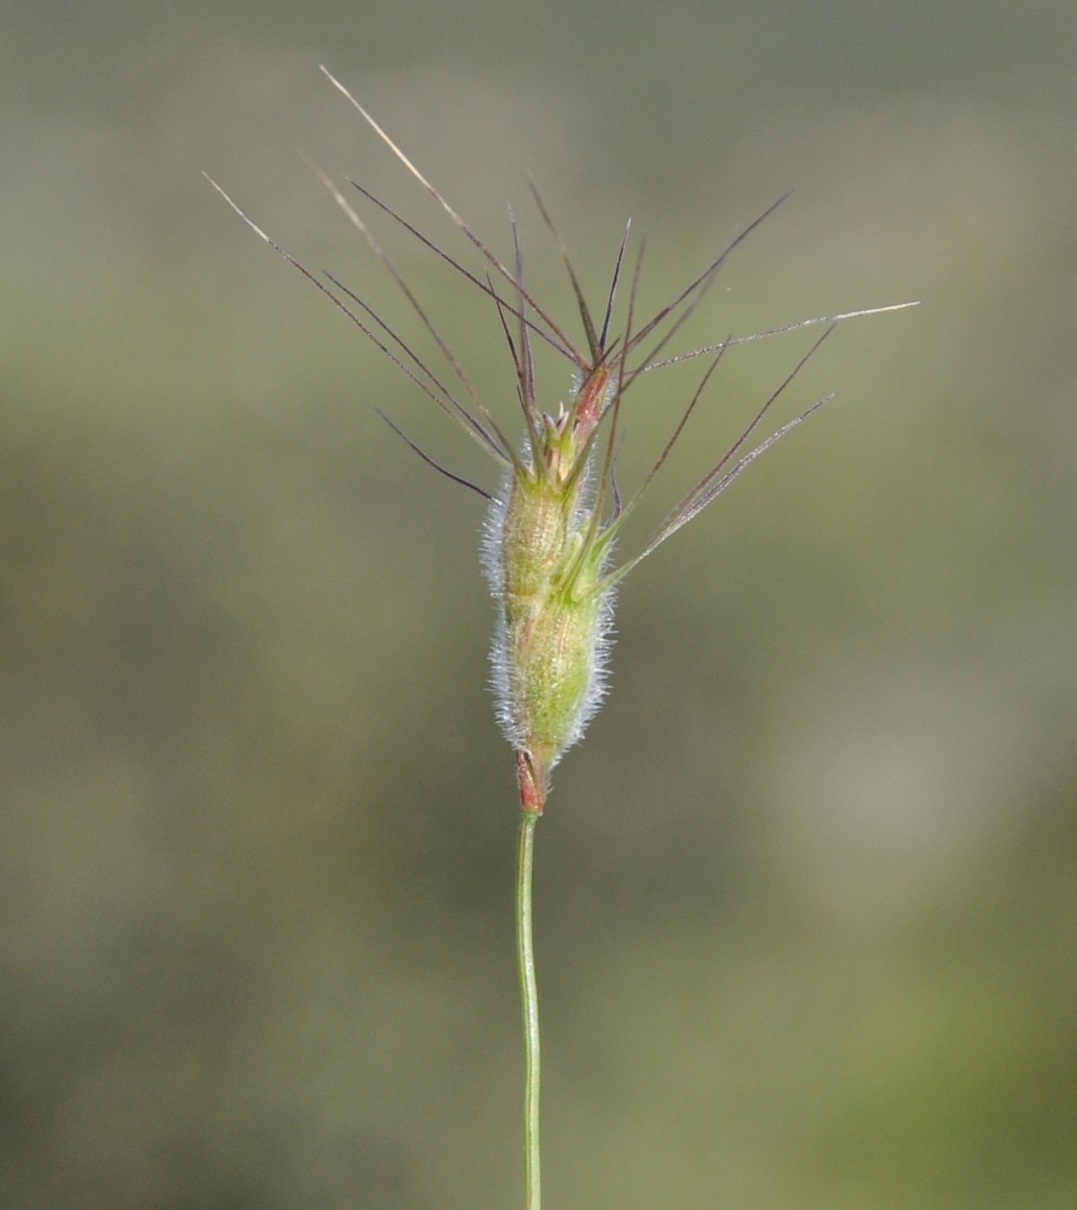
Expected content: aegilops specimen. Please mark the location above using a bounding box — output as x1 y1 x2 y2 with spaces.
208 74 912 815
208 68 916 1208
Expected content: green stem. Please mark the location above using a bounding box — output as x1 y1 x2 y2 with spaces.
516 810 541 1210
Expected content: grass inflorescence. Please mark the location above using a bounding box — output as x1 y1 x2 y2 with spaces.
207 69 917 1209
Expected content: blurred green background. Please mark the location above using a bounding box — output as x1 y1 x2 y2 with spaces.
3 1 1076 1206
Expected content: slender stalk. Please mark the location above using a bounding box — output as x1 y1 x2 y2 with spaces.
516 810 541 1210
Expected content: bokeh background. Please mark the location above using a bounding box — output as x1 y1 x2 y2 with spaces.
4 2 1076 1206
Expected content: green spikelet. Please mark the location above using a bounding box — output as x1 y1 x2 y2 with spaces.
208 70 917 816
484 382 617 814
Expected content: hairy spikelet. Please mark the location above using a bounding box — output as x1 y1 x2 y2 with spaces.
482 465 616 771
207 67 917 813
